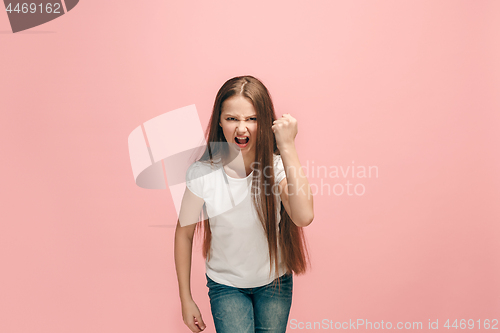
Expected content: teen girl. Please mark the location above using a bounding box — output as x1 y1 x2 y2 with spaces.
174 75 314 333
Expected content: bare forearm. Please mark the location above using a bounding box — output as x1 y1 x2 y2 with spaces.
174 227 194 303
280 143 314 226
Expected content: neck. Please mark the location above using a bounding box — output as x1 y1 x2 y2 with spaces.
224 149 255 177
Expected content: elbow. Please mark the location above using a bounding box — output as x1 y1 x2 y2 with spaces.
304 213 314 227
293 212 314 227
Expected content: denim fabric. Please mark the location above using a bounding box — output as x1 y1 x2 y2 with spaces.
206 273 293 333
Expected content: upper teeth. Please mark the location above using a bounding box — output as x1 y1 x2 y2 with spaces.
236 137 247 139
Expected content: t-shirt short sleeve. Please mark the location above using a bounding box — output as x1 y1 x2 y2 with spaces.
185 162 205 199
274 154 286 184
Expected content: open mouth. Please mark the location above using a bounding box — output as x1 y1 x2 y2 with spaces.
234 136 250 148
234 136 249 144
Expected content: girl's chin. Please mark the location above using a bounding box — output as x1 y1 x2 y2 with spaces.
228 142 253 153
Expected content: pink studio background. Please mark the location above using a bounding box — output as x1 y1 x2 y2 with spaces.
1 1 499 332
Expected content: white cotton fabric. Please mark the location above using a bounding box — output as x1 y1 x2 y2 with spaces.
185 154 287 288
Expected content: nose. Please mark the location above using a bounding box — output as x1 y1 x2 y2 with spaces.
236 121 247 134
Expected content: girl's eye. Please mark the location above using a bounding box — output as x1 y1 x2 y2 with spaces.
226 117 257 121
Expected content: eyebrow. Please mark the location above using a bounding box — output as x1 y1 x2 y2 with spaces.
223 114 257 118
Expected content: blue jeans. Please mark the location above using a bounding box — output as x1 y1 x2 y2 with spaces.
206 273 293 333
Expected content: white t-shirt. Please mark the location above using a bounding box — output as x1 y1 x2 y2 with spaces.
185 154 288 288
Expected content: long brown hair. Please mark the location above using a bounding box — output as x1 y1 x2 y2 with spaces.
194 75 309 284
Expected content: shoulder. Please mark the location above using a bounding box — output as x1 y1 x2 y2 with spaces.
185 160 220 199
273 153 284 169
273 154 286 183
186 160 218 181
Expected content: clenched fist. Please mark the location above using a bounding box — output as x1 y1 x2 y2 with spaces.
272 113 298 149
